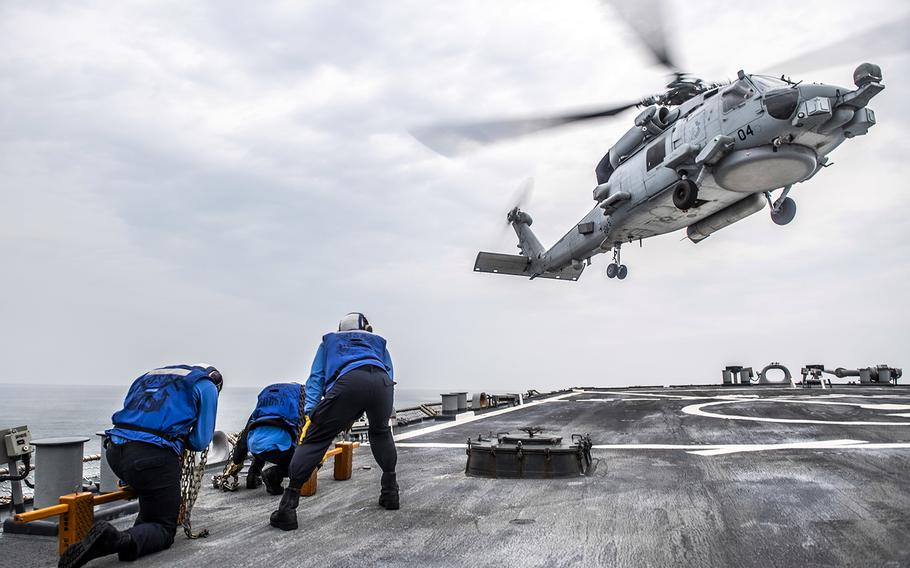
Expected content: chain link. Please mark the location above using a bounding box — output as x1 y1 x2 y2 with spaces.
212 462 241 492
177 448 210 539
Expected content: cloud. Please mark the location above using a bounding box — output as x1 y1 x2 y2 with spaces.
0 0 907 393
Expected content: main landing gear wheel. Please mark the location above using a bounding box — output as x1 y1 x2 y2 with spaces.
672 179 699 210
605 263 628 279
771 196 797 225
606 246 628 280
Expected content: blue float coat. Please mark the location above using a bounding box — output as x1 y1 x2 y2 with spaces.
109 378 218 454
304 333 394 415
248 425 293 454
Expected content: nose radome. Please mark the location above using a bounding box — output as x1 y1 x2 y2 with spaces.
854 63 883 87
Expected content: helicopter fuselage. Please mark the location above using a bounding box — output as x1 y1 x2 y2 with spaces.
480 66 883 281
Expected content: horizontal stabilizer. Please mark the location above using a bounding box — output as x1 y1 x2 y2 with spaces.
474 252 584 281
474 252 530 276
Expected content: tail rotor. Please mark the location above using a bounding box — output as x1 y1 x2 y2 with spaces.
501 177 534 235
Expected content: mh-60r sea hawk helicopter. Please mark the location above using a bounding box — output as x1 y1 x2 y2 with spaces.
413 8 905 282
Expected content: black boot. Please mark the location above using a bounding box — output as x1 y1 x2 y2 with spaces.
58 521 131 568
246 460 264 489
262 466 285 495
269 487 300 531
246 472 263 489
379 472 399 510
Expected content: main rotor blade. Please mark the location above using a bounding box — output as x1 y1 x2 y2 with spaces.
759 13 910 77
411 102 638 157
603 0 678 72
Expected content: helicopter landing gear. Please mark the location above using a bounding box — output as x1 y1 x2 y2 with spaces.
606 245 628 280
766 186 797 225
672 178 699 210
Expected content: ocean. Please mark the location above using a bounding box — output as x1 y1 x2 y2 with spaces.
0 383 447 456
0 383 448 500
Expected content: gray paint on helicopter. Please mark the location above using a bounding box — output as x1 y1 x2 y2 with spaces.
434 14 894 281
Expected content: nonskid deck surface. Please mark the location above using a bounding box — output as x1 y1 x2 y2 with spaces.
3 385 909 567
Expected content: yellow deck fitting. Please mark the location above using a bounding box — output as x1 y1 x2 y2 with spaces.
299 441 359 496
14 488 136 555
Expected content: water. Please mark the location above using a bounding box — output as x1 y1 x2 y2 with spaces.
0 383 446 455
0 383 445 501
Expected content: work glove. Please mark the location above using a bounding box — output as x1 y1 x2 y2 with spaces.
299 415 311 443
224 462 243 478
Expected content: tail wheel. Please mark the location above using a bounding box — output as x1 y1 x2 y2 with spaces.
672 179 699 210
771 197 797 225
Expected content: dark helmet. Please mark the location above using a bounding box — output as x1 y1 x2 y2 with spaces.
194 363 223 391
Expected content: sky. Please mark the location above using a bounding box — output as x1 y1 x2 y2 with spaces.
1 0 908 394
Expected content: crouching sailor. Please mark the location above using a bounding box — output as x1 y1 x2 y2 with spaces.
228 382 306 494
59 364 222 568
270 313 399 530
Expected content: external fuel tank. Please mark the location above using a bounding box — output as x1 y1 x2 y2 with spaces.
687 193 765 243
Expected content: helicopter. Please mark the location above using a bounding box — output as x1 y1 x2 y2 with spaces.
412 5 906 282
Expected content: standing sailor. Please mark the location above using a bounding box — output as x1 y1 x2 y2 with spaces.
270 313 399 531
59 364 221 568
227 382 306 494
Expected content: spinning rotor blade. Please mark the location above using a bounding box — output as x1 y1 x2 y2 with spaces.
411 102 638 157
508 177 534 216
759 13 910 77
603 0 678 72
499 177 535 238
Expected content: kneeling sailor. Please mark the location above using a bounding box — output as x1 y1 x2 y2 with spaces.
227 382 307 494
59 364 221 568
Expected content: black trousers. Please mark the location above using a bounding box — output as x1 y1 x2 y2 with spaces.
106 442 181 561
250 447 294 478
288 365 397 487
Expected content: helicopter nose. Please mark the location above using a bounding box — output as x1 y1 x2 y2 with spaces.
792 89 832 125
853 63 883 88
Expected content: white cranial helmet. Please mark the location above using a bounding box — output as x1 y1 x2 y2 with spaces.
338 312 372 332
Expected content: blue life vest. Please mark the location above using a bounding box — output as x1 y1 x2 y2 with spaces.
110 365 217 442
249 382 302 436
323 331 387 388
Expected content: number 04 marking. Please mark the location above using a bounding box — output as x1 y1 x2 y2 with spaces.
737 125 755 141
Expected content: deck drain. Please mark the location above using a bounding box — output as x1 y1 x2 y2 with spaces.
509 518 536 525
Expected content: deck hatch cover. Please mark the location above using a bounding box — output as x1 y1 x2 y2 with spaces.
465 429 592 479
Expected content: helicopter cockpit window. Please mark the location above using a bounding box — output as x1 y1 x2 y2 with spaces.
764 88 800 120
722 78 755 113
750 75 790 92
646 136 667 171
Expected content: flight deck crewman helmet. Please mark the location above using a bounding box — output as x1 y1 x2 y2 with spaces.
193 363 224 392
338 312 372 333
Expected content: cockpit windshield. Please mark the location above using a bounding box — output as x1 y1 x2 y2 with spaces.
722 78 756 112
749 75 791 91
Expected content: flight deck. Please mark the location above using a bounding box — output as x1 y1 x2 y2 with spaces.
3 385 909 567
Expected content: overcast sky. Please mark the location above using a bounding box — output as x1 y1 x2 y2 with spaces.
1 1 908 394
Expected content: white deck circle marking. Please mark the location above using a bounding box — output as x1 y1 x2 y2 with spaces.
682 399 910 426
